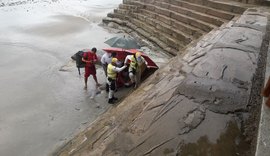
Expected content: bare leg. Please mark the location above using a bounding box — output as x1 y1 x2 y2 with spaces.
84 77 88 89
102 64 107 77
135 68 142 88
129 72 135 84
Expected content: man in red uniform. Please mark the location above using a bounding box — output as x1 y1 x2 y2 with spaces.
82 47 101 89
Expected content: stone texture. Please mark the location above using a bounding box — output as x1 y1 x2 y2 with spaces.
103 0 246 55
54 8 270 156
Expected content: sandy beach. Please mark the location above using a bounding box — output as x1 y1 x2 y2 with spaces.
0 0 171 155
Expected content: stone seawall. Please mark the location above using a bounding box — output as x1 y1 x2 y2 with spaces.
54 6 270 156
103 0 247 56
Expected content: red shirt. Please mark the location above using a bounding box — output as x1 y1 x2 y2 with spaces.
83 51 98 67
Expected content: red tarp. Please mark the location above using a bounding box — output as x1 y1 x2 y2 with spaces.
102 47 158 69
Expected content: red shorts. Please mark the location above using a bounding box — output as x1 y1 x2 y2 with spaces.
84 65 96 78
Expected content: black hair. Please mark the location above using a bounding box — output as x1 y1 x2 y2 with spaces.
91 47 97 52
112 52 117 57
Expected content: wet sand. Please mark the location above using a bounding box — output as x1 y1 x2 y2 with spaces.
0 0 171 155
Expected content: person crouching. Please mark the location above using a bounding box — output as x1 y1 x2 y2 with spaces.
107 58 127 104
124 52 147 88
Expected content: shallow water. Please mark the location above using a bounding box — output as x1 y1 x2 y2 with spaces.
0 0 169 156
180 120 249 156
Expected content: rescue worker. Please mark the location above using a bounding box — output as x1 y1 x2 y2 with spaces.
101 52 116 92
107 58 127 104
101 52 117 77
124 52 147 88
82 47 101 89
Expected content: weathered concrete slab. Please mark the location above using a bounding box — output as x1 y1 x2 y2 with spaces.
256 23 270 156
54 7 270 156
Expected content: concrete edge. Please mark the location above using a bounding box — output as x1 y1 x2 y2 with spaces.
255 15 270 156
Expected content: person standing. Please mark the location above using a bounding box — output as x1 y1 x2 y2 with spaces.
107 58 126 104
82 47 101 89
101 52 116 92
124 52 147 88
101 52 116 77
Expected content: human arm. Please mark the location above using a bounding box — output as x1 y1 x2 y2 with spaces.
142 56 148 66
112 65 127 73
82 57 91 63
82 52 92 63
124 55 132 65
100 54 106 65
82 53 98 63
82 57 90 63
92 53 98 63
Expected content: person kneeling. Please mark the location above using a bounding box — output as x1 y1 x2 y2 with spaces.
107 58 127 104
124 52 147 88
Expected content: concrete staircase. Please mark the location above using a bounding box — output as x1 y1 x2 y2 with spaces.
103 0 246 55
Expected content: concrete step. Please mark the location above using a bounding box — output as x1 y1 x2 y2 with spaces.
123 0 145 9
107 12 126 20
130 1 217 32
139 10 204 38
129 22 180 55
140 9 203 38
118 3 137 10
103 17 126 26
170 9 217 32
114 8 131 15
103 17 180 55
125 0 238 20
181 0 246 14
133 12 193 45
114 3 205 38
164 0 237 20
129 18 185 50
154 1 227 26
106 0 246 56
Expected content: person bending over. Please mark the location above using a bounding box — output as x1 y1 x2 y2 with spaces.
124 52 147 88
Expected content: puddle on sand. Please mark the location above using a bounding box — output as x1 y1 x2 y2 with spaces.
178 121 250 156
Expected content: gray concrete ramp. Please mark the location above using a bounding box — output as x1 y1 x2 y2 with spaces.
54 7 270 156
256 31 270 156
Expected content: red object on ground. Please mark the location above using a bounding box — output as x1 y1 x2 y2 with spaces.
102 47 159 88
102 47 158 69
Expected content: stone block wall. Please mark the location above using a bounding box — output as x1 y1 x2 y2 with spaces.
103 0 247 55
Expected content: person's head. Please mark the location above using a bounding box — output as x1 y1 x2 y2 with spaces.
112 52 117 57
135 52 142 61
91 47 97 53
111 57 118 65
135 52 141 58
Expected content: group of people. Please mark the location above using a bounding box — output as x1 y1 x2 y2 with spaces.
82 47 147 104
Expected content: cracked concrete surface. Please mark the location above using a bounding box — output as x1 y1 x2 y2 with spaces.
54 8 270 156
